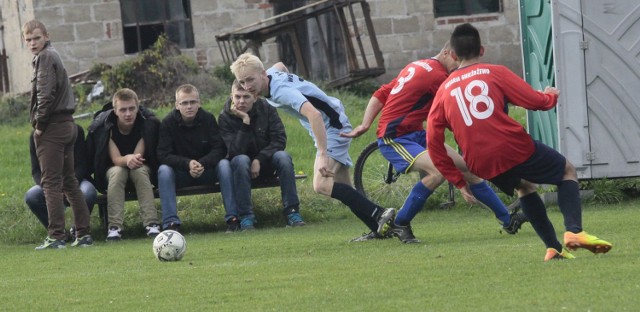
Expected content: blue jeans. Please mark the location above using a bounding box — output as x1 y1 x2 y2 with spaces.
24 179 97 229
157 162 235 228
230 151 300 218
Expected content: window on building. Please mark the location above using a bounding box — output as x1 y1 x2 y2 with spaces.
120 0 195 54
434 0 502 17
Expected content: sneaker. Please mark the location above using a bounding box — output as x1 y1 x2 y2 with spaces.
564 231 612 254
68 226 77 242
145 224 161 237
106 226 122 241
376 208 396 235
71 235 94 247
165 222 180 232
225 217 241 234
240 216 255 231
389 222 421 243
35 236 66 250
349 230 393 242
502 211 528 234
544 247 576 262
286 212 306 227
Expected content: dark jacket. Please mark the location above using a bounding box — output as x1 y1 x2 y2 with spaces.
30 124 89 185
86 106 160 193
29 41 75 131
157 108 226 171
218 97 286 166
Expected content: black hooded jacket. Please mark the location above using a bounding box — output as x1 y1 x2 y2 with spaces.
86 105 160 193
157 108 227 171
218 97 286 166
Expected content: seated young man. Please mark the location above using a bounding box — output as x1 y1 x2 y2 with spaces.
218 80 305 232
157 84 235 232
87 88 161 240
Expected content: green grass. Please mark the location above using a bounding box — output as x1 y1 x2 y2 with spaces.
2 92 637 310
2 202 637 311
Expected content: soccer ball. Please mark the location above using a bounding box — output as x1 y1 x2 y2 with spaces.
152 230 186 261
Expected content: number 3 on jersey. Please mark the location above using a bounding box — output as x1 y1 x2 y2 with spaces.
391 67 415 95
450 79 494 126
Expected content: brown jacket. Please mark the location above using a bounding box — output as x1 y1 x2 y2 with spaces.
29 41 75 131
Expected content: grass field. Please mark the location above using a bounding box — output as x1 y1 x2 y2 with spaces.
1 90 637 311
2 201 637 311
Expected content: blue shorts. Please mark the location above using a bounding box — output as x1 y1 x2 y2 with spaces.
323 126 353 167
378 130 427 174
489 140 566 196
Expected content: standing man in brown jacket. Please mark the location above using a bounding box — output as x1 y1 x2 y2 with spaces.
24 20 93 249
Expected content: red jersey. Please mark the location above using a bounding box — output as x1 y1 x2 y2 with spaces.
427 63 558 188
374 58 448 138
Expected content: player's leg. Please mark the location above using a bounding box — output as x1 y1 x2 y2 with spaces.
315 137 394 237
520 142 611 254
448 144 513 227
381 133 443 223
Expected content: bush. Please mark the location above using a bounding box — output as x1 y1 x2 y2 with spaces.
336 78 380 97
0 93 30 125
580 177 640 204
98 34 228 108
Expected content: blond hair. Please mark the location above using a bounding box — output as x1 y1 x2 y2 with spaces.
22 20 48 36
112 88 139 108
230 53 265 76
175 84 199 99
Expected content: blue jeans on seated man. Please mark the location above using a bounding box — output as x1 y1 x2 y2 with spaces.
24 179 97 229
157 162 236 229
230 151 300 221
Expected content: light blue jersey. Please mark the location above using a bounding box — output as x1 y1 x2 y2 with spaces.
265 67 353 166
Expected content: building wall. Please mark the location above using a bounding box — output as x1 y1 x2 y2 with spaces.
1 0 522 94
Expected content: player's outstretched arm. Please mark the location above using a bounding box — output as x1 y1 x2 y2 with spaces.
340 95 383 138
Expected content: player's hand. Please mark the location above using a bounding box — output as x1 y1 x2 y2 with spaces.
459 184 478 204
317 154 334 177
543 86 559 96
126 153 145 169
189 160 204 178
251 159 260 179
339 125 368 138
231 104 250 124
34 129 43 136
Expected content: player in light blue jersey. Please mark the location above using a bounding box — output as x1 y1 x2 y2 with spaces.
231 53 396 241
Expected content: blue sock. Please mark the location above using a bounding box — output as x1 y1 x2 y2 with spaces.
395 182 433 226
469 181 510 225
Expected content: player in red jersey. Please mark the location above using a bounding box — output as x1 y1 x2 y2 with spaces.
427 23 612 261
343 42 527 243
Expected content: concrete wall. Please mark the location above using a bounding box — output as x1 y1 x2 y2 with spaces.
1 0 522 94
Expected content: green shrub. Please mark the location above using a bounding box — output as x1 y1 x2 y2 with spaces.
0 94 30 125
98 34 227 107
581 178 626 204
336 78 380 97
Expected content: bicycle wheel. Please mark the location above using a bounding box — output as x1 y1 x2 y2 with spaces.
353 141 421 208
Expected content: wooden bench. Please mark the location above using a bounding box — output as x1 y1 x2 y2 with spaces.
96 174 307 228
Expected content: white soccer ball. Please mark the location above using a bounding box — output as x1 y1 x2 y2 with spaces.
152 230 186 261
